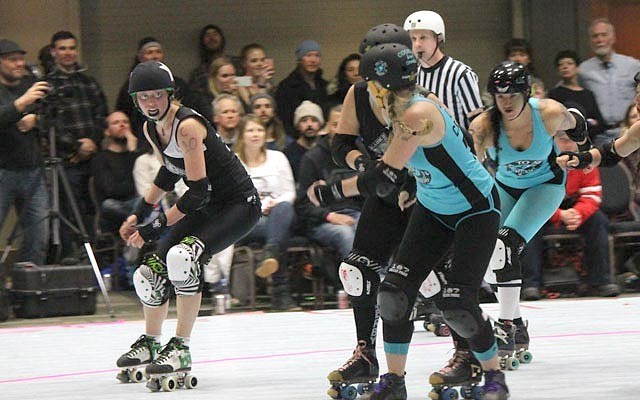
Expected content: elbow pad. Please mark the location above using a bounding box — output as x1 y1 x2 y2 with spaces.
566 108 588 143
597 140 623 167
331 133 359 169
176 177 212 214
153 166 182 192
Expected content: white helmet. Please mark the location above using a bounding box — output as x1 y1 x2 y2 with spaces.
403 10 445 42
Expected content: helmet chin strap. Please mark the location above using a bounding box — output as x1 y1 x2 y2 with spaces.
367 81 389 110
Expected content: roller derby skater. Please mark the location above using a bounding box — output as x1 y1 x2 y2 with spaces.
116 334 161 383
342 38 508 400
117 61 260 391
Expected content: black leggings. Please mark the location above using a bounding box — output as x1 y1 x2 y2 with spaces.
383 193 500 354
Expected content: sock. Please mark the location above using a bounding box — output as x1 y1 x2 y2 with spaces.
496 286 521 320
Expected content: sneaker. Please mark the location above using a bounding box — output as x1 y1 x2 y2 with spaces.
255 245 279 278
522 287 541 301
328 341 379 384
361 372 406 400
116 334 161 368
596 283 620 297
146 337 191 374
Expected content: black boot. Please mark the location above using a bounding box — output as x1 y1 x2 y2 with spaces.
271 284 300 311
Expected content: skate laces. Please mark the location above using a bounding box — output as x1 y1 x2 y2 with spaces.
126 335 155 357
440 349 469 373
493 321 512 345
154 338 182 364
340 343 371 371
374 373 398 394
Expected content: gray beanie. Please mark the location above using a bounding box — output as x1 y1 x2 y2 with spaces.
294 100 324 126
295 40 321 60
250 92 276 108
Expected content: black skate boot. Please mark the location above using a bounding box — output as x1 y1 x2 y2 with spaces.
327 341 379 399
145 337 198 392
360 372 406 400
493 320 519 370
514 320 533 364
116 334 161 383
428 347 483 400
482 370 510 400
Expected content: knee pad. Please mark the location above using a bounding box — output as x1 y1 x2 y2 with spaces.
166 236 205 296
133 259 169 307
339 252 383 306
377 272 414 325
436 288 489 339
486 227 525 283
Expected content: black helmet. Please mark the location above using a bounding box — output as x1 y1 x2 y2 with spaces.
128 61 175 95
360 43 417 90
359 23 412 54
486 61 531 95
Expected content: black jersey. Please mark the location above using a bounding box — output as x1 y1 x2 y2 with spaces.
353 81 391 160
147 106 255 204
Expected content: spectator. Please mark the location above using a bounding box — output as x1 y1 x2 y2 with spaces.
283 100 323 180
275 39 329 139
236 43 276 111
115 37 198 148
296 105 362 282
198 57 238 122
43 30 108 261
579 18 640 145
250 93 288 150
505 38 546 101
234 114 299 311
327 53 362 107
0 39 49 265
188 24 226 94
619 103 640 213
548 50 606 143
90 111 140 230
212 94 243 146
521 132 620 299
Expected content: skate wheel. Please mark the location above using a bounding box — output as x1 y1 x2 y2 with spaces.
441 387 459 400
129 368 144 383
146 378 161 392
161 376 178 392
518 350 533 364
340 385 358 400
436 324 451 337
471 385 483 400
184 374 198 389
327 386 340 399
505 357 520 370
426 322 436 332
116 371 129 383
356 383 368 395
460 385 472 399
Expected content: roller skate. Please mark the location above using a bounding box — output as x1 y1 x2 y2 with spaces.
482 370 510 400
410 296 450 336
116 334 161 383
145 337 198 392
327 341 378 399
493 320 519 370
428 347 483 400
514 320 533 364
360 372 406 400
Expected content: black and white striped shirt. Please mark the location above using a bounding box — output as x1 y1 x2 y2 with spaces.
416 56 483 130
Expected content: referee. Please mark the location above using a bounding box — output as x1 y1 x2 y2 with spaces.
404 10 483 131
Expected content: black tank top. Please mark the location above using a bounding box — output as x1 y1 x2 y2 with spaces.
353 81 392 159
147 106 255 204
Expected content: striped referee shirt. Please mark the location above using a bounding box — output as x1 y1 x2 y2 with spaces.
416 56 483 130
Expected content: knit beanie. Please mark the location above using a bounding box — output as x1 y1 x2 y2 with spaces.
294 100 324 126
295 40 321 60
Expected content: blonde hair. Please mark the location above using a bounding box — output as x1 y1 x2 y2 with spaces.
208 57 235 97
387 85 434 139
234 114 266 163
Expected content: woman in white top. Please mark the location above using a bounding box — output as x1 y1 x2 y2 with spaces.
234 114 299 310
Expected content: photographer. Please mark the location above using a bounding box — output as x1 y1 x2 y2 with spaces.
0 39 49 265
41 31 108 261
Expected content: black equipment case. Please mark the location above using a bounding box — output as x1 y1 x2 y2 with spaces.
10 262 98 318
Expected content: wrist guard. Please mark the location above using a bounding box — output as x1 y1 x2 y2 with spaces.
354 154 375 172
136 212 167 242
314 181 345 207
597 139 623 167
400 174 417 202
357 162 405 205
558 150 593 169
566 108 588 143
132 199 155 222
154 165 181 192
176 177 212 214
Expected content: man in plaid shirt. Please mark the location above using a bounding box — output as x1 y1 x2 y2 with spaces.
42 30 108 261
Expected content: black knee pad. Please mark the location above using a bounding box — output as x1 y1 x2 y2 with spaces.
489 227 525 283
339 252 383 307
378 272 414 325
434 287 489 339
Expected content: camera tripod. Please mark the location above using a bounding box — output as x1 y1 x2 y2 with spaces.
0 123 114 317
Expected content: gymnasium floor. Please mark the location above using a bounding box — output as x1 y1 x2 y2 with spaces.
1 295 638 399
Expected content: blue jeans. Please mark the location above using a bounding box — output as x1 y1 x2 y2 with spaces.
309 209 361 258
238 201 295 285
0 168 49 264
